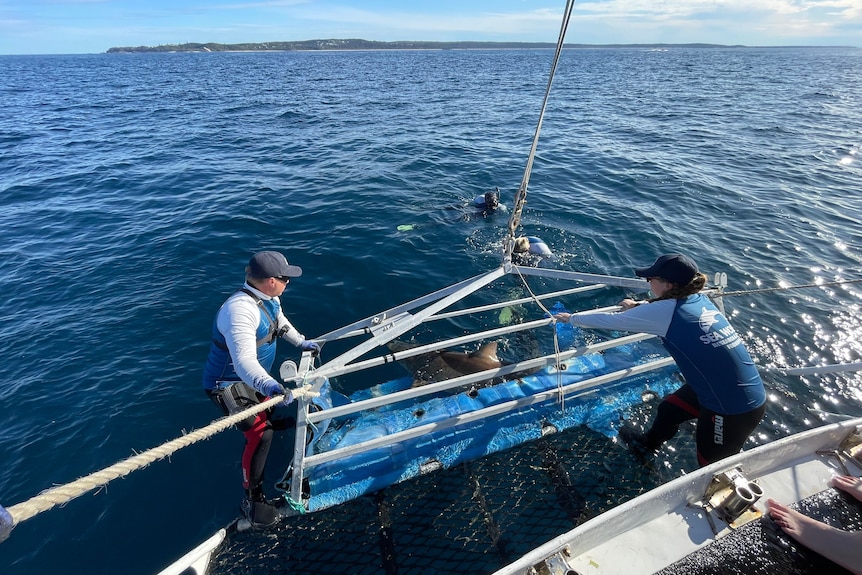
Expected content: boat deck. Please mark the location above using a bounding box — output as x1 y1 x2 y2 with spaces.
490 417 862 575
658 486 860 575
556 463 861 575
209 422 672 574
207 414 860 575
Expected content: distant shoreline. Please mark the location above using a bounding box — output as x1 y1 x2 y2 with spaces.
105 39 849 54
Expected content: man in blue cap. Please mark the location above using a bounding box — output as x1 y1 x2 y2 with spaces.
555 253 766 467
202 250 321 527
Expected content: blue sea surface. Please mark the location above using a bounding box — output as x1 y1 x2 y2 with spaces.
1 46 861 575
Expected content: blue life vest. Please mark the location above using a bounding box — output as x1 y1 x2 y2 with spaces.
202 290 281 390
661 294 765 414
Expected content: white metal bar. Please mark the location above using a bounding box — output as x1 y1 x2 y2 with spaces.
304 356 676 468
304 332 658 424
314 271 503 342
312 304 623 381
510 266 648 290
314 317 553 380
312 268 506 378
427 283 608 321
763 362 862 376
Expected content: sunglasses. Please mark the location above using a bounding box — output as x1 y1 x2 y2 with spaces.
275 276 291 284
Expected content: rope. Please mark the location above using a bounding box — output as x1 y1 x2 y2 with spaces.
283 496 307 514
496 0 576 396
503 0 576 263
3 393 286 529
511 265 567 407
761 362 862 376
714 278 862 298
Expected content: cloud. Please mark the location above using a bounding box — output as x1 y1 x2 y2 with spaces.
567 0 862 43
275 6 565 37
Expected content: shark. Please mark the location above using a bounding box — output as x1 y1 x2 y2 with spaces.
387 340 538 388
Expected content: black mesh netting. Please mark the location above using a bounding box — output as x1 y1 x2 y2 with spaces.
209 423 667 575
208 415 859 575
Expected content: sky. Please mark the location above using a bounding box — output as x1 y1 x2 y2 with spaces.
0 0 860 55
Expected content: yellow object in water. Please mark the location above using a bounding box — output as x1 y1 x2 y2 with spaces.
498 306 514 324
397 224 416 232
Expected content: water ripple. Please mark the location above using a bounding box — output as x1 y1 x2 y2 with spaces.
0 47 860 575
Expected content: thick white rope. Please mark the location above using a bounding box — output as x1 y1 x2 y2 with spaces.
4 394 285 528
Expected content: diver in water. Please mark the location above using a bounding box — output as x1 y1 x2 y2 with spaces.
445 188 503 221
511 235 554 266
473 189 500 215
473 188 500 218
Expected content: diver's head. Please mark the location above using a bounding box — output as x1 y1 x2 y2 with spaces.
513 237 530 253
484 191 499 209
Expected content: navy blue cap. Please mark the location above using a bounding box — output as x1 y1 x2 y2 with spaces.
635 253 698 286
248 251 302 279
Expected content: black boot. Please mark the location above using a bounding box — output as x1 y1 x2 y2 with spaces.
618 424 658 464
243 485 278 528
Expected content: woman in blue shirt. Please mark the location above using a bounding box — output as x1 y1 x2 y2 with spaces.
555 253 766 466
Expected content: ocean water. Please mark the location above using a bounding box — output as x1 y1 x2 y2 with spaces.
1 46 861 575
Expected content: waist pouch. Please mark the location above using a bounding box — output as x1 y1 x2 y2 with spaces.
215 382 262 429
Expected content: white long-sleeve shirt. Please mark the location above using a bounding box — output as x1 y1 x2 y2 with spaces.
206 282 304 392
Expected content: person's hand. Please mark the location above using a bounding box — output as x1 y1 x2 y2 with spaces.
300 340 321 355
618 299 640 310
261 380 285 398
553 313 571 323
289 384 321 402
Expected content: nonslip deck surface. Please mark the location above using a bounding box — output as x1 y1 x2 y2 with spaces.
657 486 861 575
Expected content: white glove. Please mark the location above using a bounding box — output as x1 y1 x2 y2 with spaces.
289 384 320 402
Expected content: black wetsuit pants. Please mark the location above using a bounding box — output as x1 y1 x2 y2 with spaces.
645 383 766 467
206 385 274 495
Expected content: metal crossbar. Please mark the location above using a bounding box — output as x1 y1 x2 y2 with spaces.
284 267 671 504
304 356 675 469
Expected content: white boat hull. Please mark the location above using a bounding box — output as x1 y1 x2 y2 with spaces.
156 528 226 575
493 417 862 575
